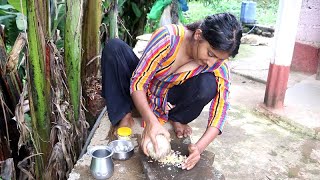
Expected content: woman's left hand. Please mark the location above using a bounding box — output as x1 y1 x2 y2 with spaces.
182 143 201 170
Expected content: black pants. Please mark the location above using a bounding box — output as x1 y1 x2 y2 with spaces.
101 39 218 126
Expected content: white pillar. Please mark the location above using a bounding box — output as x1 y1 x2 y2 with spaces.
272 0 303 66
264 0 303 108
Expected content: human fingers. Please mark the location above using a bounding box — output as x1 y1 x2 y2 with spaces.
182 144 200 169
186 160 197 170
141 131 150 156
150 132 159 154
182 152 200 170
182 157 196 170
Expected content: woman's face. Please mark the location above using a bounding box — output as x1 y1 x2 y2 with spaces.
192 30 230 67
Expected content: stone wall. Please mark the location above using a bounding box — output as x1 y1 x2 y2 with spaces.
291 0 320 74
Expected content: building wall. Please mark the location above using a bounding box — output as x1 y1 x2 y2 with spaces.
291 0 320 74
296 0 320 43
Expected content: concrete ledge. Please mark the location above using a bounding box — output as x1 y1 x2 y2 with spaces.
255 103 320 140
68 113 145 180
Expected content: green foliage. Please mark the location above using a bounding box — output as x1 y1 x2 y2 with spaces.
8 0 26 14
144 19 159 34
1 16 20 50
102 0 152 46
185 0 278 26
0 2 26 48
255 0 278 25
24 113 32 131
15 13 26 30
102 0 111 9
131 2 141 18
145 0 188 34
52 2 66 39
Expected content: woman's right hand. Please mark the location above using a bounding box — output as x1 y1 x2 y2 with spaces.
131 90 170 156
141 117 170 157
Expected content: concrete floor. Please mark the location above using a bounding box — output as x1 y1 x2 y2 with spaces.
68 74 320 180
199 74 320 180
69 36 320 180
232 43 320 139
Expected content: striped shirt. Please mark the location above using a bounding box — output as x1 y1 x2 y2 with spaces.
130 24 230 133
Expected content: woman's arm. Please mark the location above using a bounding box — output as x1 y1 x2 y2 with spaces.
182 126 219 170
208 62 230 132
183 62 231 170
195 126 220 153
131 90 170 156
130 26 171 156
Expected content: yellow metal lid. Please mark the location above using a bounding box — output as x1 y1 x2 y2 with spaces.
117 127 132 136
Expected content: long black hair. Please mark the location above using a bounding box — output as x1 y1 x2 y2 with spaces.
186 13 242 57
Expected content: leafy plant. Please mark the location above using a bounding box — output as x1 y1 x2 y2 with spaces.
101 0 153 46
0 1 27 49
7 0 26 14
185 0 278 26
52 2 66 49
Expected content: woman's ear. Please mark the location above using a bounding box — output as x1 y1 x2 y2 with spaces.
194 29 203 41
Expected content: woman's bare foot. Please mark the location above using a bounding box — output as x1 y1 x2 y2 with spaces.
170 121 192 139
113 113 135 136
118 112 135 128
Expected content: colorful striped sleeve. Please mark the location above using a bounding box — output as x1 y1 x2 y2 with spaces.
130 26 171 93
208 61 231 134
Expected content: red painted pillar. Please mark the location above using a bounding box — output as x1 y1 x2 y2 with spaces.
264 0 303 109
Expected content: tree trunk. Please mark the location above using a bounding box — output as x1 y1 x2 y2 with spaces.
81 0 103 126
26 0 51 178
82 0 101 78
65 0 83 122
0 31 22 111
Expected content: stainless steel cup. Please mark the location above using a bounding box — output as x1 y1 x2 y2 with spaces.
109 139 134 160
88 146 114 179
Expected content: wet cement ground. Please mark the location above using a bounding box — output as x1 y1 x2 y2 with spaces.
69 34 320 179
194 75 320 180
69 74 320 180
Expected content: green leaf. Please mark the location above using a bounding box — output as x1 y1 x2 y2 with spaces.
15 13 26 30
56 3 65 38
0 0 8 5
0 14 14 22
102 0 111 10
24 113 33 131
118 0 126 7
52 3 66 37
0 4 14 10
0 8 19 16
4 17 20 47
56 38 64 50
131 2 141 18
7 0 26 14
